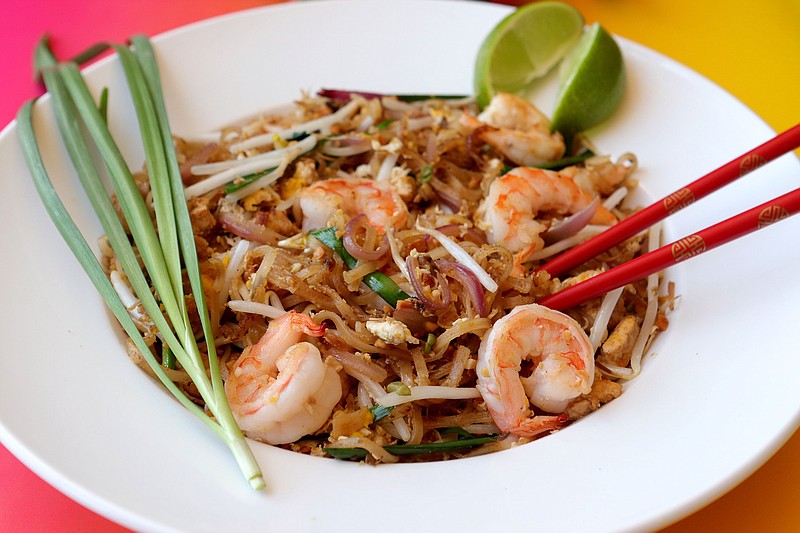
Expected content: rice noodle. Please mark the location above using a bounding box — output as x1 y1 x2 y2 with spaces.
411 349 430 386
423 410 494 431
392 417 413 442
314 310 394 355
119 90 669 463
406 116 434 131
327 436 399 463
432 317 491 358
387 229 412 286
248 246 278 299
329 349 387 383
442 345 472 387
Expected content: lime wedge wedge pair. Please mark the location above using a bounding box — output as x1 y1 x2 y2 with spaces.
474 2 625 136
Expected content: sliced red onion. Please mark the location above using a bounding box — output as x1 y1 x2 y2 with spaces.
393 299 435 336
435 224 487 245
218 208 273 244
542 198 600 245
435 259 486 317
424 133 438 163
343 214 389 261
406 254 451 311
318 88 384 101
329 348 388 383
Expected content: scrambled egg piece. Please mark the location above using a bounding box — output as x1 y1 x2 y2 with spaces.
366 318 420 345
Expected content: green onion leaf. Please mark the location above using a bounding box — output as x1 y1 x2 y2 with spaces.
396 93 468 102
23 36 263 490
437 426 473 439
533 149 596 171
324 435 498 460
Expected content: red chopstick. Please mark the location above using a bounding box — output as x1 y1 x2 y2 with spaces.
538 123 800 278
538 186 800 311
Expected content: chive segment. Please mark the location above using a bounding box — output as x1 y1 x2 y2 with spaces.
534 148 596 170
324 434 498 460
369 405 393 422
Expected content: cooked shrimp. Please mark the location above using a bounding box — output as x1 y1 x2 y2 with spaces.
461 92 565 166
476 304 594 437
225 311 342 444
560 154 635 197
476 167 617 266
299 177 408 232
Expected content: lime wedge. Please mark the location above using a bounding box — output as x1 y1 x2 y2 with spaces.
474 2 585 109
550 23 626 135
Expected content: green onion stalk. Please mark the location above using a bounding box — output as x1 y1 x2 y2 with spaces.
18 36 264 489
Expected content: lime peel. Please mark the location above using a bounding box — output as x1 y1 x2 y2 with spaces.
474 2 585 109
550 22 626 135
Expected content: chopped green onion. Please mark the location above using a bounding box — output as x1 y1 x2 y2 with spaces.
499 150 596 175
386 382 411 396
97 87 109 122
324 435 498 460
423 333 437 354
417 164 433 183
285 131 311 142
375 119 394 130
310 227 410 308
438 426 473 438
369 404 393 422
162 346 177 370
533 149 596 171
396 93 468 102
22 35 263 490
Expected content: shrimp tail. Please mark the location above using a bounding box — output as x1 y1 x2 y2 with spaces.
513 413 569 438
286 311 327 337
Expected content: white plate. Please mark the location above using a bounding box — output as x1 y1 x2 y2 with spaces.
1 1 798 532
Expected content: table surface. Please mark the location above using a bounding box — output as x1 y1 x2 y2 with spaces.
1 1 798 531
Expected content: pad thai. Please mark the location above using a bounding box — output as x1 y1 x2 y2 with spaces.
107 89 671 462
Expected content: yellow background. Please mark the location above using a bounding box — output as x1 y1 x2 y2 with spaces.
543 0 800 530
